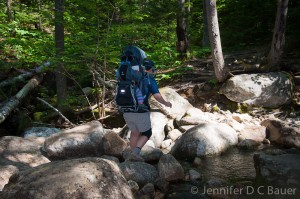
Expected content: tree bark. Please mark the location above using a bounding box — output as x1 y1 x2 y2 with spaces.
0 72 33 88
202 0 210 47
0 76 43 124
176 0 189 58
267 0 289 71
0 61 50 88
55 0 67 108
205 0 229 82
37 0 42 30
6 0 13 22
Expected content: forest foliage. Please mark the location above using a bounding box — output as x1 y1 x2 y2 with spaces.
0 0 300 104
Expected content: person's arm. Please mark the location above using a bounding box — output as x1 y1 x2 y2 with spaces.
148 75 172 108
153 93 172 108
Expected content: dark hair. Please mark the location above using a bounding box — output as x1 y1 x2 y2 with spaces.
144 60 155 70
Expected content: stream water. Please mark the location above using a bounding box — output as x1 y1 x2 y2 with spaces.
164 145 294 199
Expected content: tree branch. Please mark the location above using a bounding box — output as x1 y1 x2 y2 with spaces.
90 68 116 89
36 97 75 127
0 75 43 124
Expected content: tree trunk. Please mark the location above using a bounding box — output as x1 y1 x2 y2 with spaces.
6 0 13 22
267 0 289 71
55 0 67 108
37 0 42 30
205 0 229 82
0 76 43 124
176 0 189 58
202 0 210 47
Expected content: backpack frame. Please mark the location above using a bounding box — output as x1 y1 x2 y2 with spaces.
115 46 149 113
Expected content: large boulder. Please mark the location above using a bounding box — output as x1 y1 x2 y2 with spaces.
261 119 300 148
171 122 238 159
140 145 163 162
0 157 134 199
157 154 184 181
102 131 127 158
239 125 266 142
150 112 168 147
0 136 50 191
220 72 293 108
178 107 224 124
44 121 107 159
254 153 300 188
0 136 49 167
0 160 21 191
119 161 158 187
151 87 193 119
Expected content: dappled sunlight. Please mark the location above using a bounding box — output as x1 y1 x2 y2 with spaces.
0 136 50 168
4 152 49 167
0 157 133 198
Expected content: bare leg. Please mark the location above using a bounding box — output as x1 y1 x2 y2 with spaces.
128 131 146 161
129 131 140 150
136 135 148 149
130 131 149 150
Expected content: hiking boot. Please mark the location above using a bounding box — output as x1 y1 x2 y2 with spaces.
128 153 144 162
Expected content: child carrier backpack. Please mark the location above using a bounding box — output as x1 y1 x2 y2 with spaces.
115 45 149 113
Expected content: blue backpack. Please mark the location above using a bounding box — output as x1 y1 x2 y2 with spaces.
115 46 150 113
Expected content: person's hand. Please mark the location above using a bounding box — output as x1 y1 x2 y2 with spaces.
165 101 172 108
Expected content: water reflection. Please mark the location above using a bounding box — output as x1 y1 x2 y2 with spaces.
197 147 256 182
166 147 258 199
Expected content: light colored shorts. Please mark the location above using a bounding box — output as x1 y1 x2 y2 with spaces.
123 112 151 133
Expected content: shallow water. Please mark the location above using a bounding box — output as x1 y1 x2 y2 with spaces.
165 145 300 199
165 147 263 199
195 147 257 183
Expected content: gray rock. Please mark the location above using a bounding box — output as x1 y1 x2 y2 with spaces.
100 155 120 163
23 127 60 138
138 183 155 198
167 129 182 141
0 157 134 199
154 177 169 192
239 125 266 142
171 122 238 159
119 161 158 187
102 131 127 158
0 136 49 167
237 139 261 150
254 153 300 187
220 72 293 108
150 112 168 147
0 136 50 191
261 119 300 148
158 154 184 181
128 180 139 193
151 87 193 119
140 145 163 162
188 169 201 181
44 121 107 159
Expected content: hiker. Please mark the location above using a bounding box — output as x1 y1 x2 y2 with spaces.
125 59 172 161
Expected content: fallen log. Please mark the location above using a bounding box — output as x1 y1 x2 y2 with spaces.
0 75 43 124
0 72 33 88
0 61 50 88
